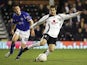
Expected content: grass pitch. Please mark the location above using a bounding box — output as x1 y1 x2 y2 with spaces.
0 49 87 65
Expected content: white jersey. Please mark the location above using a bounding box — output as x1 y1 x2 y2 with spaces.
30 12 80 38
44 14 64 38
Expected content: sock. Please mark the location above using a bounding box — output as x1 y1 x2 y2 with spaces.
44 49 50 56
17 47 23 57
22 47 28 52
28 42 40 49
16 47 28 58
10 41 15 54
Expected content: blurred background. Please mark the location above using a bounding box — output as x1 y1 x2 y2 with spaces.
0 0 87 49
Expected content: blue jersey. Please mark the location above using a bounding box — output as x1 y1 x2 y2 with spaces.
12 11 32 31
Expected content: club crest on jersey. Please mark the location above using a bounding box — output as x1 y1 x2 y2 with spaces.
20 18 23 21
52 20 58 24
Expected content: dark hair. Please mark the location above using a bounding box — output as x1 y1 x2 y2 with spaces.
12 4 20 8
50 5 57 9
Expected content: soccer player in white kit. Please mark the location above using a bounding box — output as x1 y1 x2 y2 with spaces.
29 5 83 61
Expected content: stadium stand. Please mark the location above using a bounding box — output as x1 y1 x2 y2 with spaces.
0 13 8 39
0 0 87 41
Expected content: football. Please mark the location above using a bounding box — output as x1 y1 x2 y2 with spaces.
35 53 47 62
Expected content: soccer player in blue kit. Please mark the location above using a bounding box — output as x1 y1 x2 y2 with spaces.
5 4 35 60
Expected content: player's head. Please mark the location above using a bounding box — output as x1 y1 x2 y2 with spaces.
49 5 57 15
12 4 21 15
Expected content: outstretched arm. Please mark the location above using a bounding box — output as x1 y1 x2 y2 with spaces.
59 11 82 20
30 15 49 29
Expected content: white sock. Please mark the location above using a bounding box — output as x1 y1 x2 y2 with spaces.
28 42 40 49
44 49 50 56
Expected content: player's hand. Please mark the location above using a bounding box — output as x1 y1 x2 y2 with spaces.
30 29 35 37
78 11 83 14
30 24 35 29
11 30 14 35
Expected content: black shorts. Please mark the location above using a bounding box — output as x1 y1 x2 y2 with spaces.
43 34 57 45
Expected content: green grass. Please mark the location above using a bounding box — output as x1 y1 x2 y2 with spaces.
0 49 87 65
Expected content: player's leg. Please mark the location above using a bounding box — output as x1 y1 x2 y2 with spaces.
35 35 57 61
27 34 48 49
43 36 56 56
16 38 47 60
16 30 30 60
34 38 48 61
44 44 55 56
40 38 47 46
5 33 19 57
10 34 19 54
16 38 28 60
28 37 47 49
35 34 50 61
35 43 56 62
49 44 55 52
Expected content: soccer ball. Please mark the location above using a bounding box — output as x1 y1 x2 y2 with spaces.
35 53 47 62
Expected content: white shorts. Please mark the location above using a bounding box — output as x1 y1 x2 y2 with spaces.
15 29 30 44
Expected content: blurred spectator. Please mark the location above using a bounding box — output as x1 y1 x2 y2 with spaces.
34 26 42 40
6 19 13 40
57 0 68 13
38 4 45 17
72 3 77 12
72 3 81 22
0 0 7 8
84 0 87 10
81 10 87 29
76 1 83 11
44 4 50 14
64 2 70 13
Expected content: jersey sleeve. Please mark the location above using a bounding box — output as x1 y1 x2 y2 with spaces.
30 14 49 29
12 15 17 24
24 12 32 21
59 12 80 20
37 15 49 23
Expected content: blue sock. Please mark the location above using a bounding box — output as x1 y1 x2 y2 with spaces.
17 47 28 57
17 48 23 57
22 47 28 52
10 41 15 54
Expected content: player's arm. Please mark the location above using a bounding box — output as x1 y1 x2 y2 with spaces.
28 19 35 36
30 15 49 29
11 14 18 35
10 18 16 35
60 11 82 20
11 23 16 35
25 12 35 36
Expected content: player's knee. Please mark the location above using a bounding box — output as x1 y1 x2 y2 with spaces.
12 38 16 42
12 38 17 42
21 44 26 49
40 40 46 46
12 34 19 42
21 41 26 49
40 43 45 46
